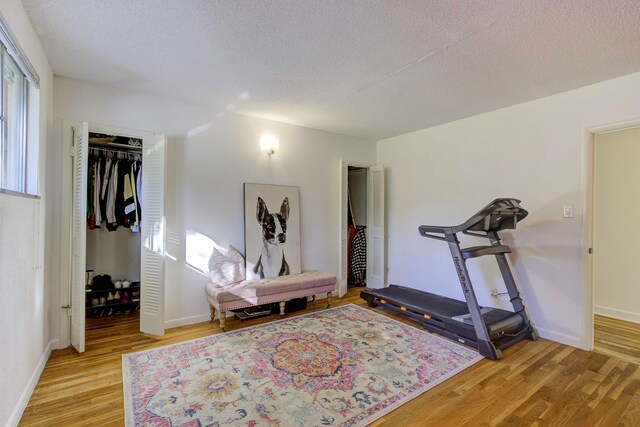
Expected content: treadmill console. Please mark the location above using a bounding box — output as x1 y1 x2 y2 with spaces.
464 198 528 232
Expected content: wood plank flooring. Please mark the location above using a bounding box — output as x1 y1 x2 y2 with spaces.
594 314 640 364
19 289 640 426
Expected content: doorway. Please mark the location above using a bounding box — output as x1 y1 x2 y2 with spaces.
347 167 367 287
592 126 640 361
84 131 143 342
338 160 385 297
60 122 167 353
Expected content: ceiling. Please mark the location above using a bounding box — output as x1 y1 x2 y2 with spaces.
22 0 640 140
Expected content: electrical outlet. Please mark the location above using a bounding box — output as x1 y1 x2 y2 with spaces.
563 205 573 218
490 289 498 297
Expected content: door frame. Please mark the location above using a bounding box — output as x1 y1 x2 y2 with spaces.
59 121 160 349
338 160 386 296
581 118 640 351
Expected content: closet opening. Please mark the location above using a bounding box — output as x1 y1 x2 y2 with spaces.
85 132 143 338
338 160 385 297
61 120 166 353
347 166 368 288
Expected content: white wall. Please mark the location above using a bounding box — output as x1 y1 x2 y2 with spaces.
593 127 640 323
86 228 141 282
378 72 640 348
0 1 54 426
52 76 376 328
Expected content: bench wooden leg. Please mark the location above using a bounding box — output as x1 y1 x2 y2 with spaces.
326 292 332 308
219 312 226 331
209 305 216 323
279 301 286 315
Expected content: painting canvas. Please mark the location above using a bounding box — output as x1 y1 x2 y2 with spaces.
244 183 301 279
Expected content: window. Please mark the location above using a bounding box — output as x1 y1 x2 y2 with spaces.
0 14 40 195
0 45 27 192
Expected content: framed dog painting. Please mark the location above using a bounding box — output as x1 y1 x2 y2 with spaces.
244 183 301 279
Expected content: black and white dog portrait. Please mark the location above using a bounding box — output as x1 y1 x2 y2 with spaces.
244 184 301 279
253 196 290 278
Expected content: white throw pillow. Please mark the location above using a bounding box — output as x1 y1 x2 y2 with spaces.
208 244 245 286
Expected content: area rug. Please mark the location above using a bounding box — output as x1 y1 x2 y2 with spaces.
122 304 482 426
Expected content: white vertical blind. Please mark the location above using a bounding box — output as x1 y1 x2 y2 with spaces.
338 160 348 297
367 165 385 289
140 134 166 336
70 122 88 353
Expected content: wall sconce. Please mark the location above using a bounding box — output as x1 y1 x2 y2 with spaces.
260 134 279 156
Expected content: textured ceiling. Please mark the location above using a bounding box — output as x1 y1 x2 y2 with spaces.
22 0 640 140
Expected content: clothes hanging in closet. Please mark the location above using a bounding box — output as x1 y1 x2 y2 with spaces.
106 159 119 228
114 160 127 226
87 152 142 232
123 160 142 232
347 223 356 279
350 225 366 286
347 183 356 280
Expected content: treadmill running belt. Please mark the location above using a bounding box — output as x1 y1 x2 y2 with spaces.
369 285 470 318
361 284 525 340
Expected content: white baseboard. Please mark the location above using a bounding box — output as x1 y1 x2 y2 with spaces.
595 305 640 324
535 326 582 349
164 313 212 329
7 339 55 427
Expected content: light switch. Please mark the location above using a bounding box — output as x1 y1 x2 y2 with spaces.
563 205 573 218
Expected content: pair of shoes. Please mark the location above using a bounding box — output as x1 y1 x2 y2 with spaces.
107 291 122 303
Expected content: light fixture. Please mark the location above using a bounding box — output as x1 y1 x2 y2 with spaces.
260 134 279 155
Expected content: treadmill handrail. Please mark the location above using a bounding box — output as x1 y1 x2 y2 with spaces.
419 198 527 235
418 225 454 241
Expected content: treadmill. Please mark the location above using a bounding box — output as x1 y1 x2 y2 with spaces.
361 198 538 360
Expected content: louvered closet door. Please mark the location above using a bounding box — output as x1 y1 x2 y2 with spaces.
140 134 166 336
367 165 385 289
338 161 348 297
71 122 88 353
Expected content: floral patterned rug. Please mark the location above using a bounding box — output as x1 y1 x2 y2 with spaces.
122 304 482 426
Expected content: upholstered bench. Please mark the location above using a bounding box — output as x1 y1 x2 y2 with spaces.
206 271 337 331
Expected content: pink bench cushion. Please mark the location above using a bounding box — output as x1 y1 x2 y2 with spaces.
206 271 336 312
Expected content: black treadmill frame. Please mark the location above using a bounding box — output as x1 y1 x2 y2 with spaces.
361 198 538 359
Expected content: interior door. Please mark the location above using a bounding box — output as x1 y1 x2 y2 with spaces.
367 165 385 289
338 161 348 297
70 122 88 353
140 134 166 335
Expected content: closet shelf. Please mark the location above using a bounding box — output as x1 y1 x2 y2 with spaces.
86 284 140 294
85 282 141 317
85 301 140 309
90 141 142 151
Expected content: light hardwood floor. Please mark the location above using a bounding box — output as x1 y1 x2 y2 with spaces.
594 314 640 364
20 289 640 426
